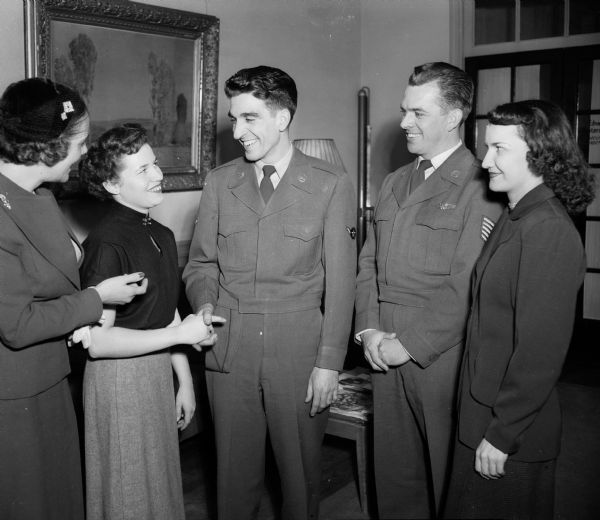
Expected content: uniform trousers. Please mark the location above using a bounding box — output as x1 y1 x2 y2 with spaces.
444 440 556 519
372 302 462 519
205 307 329 520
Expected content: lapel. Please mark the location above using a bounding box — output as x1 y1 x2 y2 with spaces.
262 149 313 218
392 161 414 207
0 174 80 288
471 208 509 296
470 184 556 298
395 145 475 210
227 160 264 215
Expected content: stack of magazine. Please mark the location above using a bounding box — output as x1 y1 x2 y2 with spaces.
330 369 373 422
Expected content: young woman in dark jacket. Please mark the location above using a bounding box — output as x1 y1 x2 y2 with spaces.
445 100 596 519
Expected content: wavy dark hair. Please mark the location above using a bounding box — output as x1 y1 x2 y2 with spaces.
225 65 297 123
0 78 87 166
409 62 473 122
79 123 148 201
488 100 595 214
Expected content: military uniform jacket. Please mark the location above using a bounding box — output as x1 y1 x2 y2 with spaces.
183 148 356 372
457 184 585 461
0 173 103 399
355 145 502 367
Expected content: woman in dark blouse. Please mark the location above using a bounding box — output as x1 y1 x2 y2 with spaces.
445 100 596 519
78 124 221 520
0 78 146 520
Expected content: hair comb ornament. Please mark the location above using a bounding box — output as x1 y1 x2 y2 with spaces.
61 101 74 121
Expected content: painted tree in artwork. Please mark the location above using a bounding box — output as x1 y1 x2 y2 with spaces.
148 52 175 146
53 33 97 104
69 34 97 102
53 55 75 89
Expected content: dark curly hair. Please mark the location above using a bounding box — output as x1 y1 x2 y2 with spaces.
225 65 297 123
409 62 474 122
488 100 596 214
0 77 87 167
79 123 148 201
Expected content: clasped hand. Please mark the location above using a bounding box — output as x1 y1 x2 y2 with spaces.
361 329 410 371
180 311 226 350
193 304 227 351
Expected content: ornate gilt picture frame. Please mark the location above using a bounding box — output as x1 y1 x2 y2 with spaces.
24 0 219 195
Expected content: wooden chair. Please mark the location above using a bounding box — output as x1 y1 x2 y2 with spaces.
325 369 373 513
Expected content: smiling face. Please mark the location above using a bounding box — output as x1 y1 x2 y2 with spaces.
482 123 544 205
228 92 291 164
400 82 461 159
44 114 90 183
103 143 163 212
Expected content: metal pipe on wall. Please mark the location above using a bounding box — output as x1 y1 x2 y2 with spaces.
357 87 373 252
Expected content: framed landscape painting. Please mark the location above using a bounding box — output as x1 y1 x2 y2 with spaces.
24 0 219 195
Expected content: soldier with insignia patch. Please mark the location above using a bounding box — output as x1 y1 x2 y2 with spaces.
354 62 503 519
183 66 356 520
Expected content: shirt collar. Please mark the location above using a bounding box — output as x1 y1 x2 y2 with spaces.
418 140 462 171
255 142 294 181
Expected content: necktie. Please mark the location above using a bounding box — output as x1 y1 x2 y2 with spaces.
260 164 277 203
409 159 432 194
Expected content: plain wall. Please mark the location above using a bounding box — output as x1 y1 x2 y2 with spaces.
0 0 451 246
360 0 450 203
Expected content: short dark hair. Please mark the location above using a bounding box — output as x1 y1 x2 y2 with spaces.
409 62 474 121
488 99 595 214
0 77 87 166
79 123 148 201
224 66 297 121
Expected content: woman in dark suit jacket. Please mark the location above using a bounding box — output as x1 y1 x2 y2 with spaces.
0 78 147 520
445 100 596 519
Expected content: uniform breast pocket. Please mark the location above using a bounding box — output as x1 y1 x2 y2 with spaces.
217 218 256 267
373 204 397 256
283 220 323 275
409 207 461 274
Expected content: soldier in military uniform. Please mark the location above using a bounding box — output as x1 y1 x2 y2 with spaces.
355 62 502 519
183 66 356 520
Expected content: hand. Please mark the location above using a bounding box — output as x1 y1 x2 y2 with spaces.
378 336 410 367
175 380 196 431
69 326 92 349
475 438 508 479
93 273 148 305
305 367 338 417
191 304 226 351
177 314 212 345
361 329 392 371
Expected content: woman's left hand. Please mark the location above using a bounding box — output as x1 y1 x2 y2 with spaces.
175 381 196 431
475 438 508 479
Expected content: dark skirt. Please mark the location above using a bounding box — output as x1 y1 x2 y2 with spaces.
444 440 555 520
0 378 84 520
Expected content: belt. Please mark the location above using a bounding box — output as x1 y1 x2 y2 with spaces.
218 288 322 314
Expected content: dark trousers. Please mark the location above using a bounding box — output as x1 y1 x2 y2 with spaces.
373 303 462 519
206 308 329 520
444 440 556 520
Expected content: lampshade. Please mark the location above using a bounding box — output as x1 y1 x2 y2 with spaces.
293 138 345 170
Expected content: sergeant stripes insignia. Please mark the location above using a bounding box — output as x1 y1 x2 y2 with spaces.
481 216 495 241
